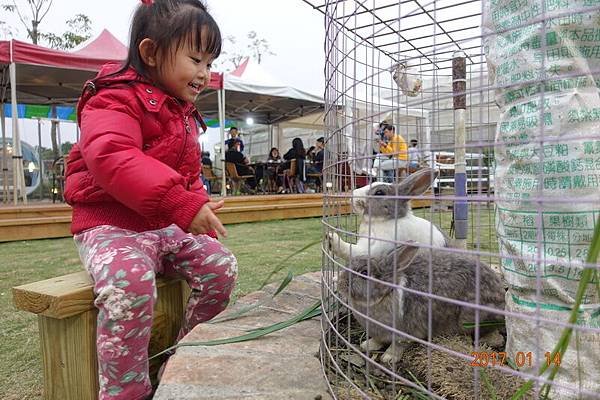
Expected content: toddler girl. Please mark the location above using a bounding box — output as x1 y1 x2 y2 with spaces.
65 1 236 399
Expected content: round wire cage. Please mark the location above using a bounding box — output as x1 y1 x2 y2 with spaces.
310 0 600 398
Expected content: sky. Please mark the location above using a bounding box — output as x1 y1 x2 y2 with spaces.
1 0 325 147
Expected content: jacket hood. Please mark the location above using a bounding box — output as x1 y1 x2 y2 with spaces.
77 63 149 121
76 63 205 131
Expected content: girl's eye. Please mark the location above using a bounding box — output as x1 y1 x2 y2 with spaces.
191 57 201 64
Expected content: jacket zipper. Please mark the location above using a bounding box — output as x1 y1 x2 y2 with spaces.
174 114 191 171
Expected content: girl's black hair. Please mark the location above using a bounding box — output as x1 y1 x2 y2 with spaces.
291 137 306 157
124 0 221 76
268 147 280 159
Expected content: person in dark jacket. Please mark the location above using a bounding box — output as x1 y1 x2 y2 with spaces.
224 126 244 152
224 140 256 189
64 2 237 399
282 137 307 193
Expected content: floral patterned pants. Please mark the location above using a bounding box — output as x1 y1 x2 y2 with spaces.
74 224 238 400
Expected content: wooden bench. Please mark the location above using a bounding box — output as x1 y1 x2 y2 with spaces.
12 271 190 400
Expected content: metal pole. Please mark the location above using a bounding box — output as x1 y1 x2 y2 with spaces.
10 62 27 204
37 118 43 201
1 66 8 204
452 51 467 249
1 100 7 203
218 88 227 197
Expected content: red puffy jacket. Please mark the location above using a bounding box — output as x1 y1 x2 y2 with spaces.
65 64 212 235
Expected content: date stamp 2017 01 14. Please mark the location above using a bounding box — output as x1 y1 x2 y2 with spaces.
470 351 562 368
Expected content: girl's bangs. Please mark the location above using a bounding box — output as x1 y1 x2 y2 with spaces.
174 9 222 58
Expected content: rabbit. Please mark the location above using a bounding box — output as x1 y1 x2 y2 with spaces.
337 243 506 364
328 168 449 260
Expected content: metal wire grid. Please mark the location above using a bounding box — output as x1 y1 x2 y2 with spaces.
302 0 600 398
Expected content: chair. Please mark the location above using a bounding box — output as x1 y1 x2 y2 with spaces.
202 165 221 194
306 168 322 193
225 162 255 195
51 156 67 203
278 158 298 193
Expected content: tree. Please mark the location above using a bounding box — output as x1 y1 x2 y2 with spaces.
247 31 275 64
42 14 91 50
2 1 92 161
218 31 276 71
1 1 92 49
1 0 53 45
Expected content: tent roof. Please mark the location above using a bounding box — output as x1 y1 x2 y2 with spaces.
72 29 128 60
195 58 324 125
0 30 223 106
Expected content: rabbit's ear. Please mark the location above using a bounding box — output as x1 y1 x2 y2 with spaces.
396 168 439 195
385 244 420 271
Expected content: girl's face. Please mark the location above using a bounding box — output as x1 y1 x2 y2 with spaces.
272 150 279 157
155 39 214 103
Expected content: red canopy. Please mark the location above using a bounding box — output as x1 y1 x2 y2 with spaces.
0 29 222 105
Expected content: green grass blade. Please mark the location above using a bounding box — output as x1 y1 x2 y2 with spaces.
462 320 506 329
210 271 295 323
481 369 499 400
149 300 322 361
258 239 321 289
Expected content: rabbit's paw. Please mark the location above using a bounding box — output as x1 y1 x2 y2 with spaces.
381 343 407 365
360 338 386 352
326 231 341 254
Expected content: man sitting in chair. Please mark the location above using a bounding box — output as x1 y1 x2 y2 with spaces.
375 124 408 182
225 139 256 189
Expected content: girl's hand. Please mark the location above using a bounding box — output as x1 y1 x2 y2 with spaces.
188 200 227 237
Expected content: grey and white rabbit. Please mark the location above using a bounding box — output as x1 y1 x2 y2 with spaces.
338 243 506 364
328 168 449 260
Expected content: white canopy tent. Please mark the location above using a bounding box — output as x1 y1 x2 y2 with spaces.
195 58 324 195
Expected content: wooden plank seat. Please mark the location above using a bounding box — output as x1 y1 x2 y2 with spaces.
13 271 190 400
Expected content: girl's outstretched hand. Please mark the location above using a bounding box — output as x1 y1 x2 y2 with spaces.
188 200 227 237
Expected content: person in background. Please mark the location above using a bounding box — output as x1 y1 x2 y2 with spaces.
376 124 408 182
201 151 212 192
306 146 316 162
225 139 256 189
306 137 325 193
224 126 244 152
311 137 325 173
63 1 236 399
408 139 422 172
266 147 283 192
282 137 307 193
201 150 212 167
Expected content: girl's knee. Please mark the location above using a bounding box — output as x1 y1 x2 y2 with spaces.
95 276 156 321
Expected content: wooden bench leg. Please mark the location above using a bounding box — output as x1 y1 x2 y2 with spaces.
35 279 190 400
39 310 98 400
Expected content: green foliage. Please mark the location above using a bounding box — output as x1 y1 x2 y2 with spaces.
42 14 91 50
1 1 91 48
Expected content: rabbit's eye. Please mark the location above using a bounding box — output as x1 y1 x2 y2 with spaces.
373 189 386 196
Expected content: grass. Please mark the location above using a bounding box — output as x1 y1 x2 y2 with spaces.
0 217 323 400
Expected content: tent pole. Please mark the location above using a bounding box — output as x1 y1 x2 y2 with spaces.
218 88 227 197
37 118 43 201
10 62 26 205
1 100 7 204
1 66 8 203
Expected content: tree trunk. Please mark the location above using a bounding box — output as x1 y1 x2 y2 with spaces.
31 21 39 45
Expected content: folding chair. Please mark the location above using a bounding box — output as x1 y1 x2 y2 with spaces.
202 165 221 194
225 162 255 195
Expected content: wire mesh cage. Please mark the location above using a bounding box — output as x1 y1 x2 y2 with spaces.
308 0 600 398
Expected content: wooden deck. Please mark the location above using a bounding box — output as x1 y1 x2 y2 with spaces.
0 194 349 242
